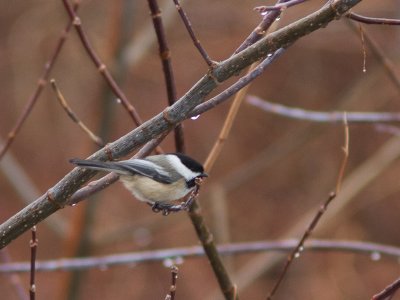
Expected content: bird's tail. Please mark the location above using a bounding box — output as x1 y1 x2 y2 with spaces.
70 158 131 175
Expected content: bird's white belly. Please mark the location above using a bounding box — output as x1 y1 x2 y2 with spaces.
120 175 191 203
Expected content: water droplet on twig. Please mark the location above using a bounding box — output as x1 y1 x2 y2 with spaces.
370 251 381 261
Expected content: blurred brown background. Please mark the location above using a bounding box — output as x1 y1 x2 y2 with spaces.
1 1 400 299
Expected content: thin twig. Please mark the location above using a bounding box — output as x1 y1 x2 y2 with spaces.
372 277 400 300
61 0 143 126
235 0 288 54
247 95 400 123
0 1 80 160
2 239 400 273
266 115 350 299
254 0 308 13
172 0 214 66
348 12 400 25
204 63 257 172
345 19 400 90
29 226 38 300
204 4 283 172
191 49 285 118
187 201 238 300
165 266 178 300
50 79 104 147
147 0 185 152
336 114 349 192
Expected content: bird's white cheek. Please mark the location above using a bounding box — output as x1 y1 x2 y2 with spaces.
119 176 191 203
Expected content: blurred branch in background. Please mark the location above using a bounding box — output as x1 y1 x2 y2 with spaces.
123 0 184 66
1 239 400 273
0 1 80 160
247 95 400 123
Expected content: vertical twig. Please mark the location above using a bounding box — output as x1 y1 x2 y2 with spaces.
0 1 80 160
345 19 400 90
147 0 185 152
61 0 144 126
188 202 238 300
165 266 179 300
266 115 349 299
357 24 367 73
29 226 38 300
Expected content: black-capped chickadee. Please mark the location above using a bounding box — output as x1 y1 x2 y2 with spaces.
70 153 208 205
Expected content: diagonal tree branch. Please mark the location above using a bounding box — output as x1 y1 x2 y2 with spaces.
0 0 362 250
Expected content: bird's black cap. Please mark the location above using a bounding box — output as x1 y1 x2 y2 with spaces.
173 153 205 175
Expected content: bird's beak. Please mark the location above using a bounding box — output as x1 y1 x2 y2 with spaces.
200 172 208 178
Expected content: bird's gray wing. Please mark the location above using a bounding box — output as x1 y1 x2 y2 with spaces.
115 159 174 184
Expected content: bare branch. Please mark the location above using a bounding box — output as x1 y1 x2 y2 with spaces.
372 277 400 300
266 117 350 299
348 12 400 25
166 266 178 300
147 0 185 152
247 95 400 123
172 0 214 66
254 0 308 13
29 227 38 300
345 19 400 90
192 49 285 118
235 0 288 53
61 0 143 126
50 79 104 147
1 239 400 273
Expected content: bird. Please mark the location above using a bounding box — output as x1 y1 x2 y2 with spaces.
70 153 208 205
